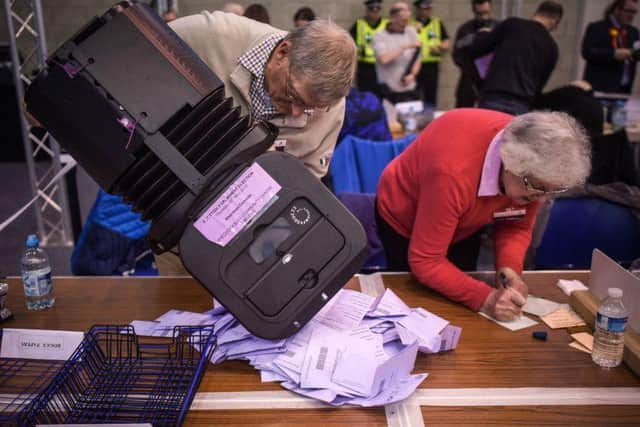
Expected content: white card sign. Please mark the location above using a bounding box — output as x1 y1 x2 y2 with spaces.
1 328 84 360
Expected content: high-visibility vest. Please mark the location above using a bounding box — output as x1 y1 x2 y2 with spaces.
416 17 443 63
355 18 388 64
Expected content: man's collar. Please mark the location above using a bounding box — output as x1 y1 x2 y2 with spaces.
366 17 383 28
237 33 286 78
386 23 406 34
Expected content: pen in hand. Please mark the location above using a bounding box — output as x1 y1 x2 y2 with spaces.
498 271 510 289
499 271 526 308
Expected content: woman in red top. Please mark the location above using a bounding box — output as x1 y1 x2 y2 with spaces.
376 109 591 320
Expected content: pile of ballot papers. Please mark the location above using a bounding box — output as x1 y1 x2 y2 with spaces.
129 288 462 407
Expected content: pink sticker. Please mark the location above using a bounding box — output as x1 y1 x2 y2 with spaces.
194 163 281 246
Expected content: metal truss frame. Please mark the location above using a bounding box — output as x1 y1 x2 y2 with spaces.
3 0 73 246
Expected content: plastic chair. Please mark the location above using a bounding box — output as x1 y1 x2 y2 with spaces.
535 197 640 269
336 192 387 270
71 190 157 276
337 87 392 143
330 134 416 194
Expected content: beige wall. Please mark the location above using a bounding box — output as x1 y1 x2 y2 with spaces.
1 0 637 107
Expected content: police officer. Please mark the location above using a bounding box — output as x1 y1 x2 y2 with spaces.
413 0 450 107
350 0 388 95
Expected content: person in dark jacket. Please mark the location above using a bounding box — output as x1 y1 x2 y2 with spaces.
532 81 604 140
469 1 562 116
452 0 499 107
582 0 640 94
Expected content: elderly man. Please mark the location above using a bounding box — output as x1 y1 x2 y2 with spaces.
169 12 356 179
582 0 640 94
375 109 591 320
373 1 422 104
157 12 356 275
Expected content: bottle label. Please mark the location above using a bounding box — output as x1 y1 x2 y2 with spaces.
22 267 52 297
596 313 628 333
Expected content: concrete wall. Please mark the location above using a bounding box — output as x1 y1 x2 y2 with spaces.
1 0 638 109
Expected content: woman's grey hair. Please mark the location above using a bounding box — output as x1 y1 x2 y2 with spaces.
500 111 591 188
285 19 357 106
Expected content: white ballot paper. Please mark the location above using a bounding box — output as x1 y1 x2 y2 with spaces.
397 308 449 353
1 329 84 361
479 312 538 331
139 287 459 407
367 288 411 317
333 341 419 398
130 309 218 337
522 295 561 317
154 309 214 326
315 289 376 331
556 279 588 296
129 320 173 337
439 325 463 352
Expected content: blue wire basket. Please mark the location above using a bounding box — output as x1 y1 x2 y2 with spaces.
0 348 66 425
0 324 216 426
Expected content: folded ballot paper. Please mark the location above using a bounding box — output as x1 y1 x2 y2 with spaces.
129 288 461 407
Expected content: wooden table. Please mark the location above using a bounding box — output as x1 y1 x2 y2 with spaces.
2 272 640 426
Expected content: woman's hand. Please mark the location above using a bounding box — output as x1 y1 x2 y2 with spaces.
480 286 526 321
496 267 528 300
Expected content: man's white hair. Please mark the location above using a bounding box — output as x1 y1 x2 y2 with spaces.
500 111 591 188
285 19 357 106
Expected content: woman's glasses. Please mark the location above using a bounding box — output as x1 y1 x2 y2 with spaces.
522 175 568 196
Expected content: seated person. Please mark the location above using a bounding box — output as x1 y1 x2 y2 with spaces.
375 109 591 320
532 80 604 140
373 1 422 104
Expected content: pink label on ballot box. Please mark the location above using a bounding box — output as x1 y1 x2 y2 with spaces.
194 163 281 246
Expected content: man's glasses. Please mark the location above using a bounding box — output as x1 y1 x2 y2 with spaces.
367 5 381 11
522 175 568 196
284 71 329 112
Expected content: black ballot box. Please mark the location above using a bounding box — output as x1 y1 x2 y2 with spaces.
24 1 367 339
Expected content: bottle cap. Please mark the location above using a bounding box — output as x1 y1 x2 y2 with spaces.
26 234 39 248
532 331 547 341
608 288 623 298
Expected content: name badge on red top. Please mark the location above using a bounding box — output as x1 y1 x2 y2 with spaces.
493 208 526 222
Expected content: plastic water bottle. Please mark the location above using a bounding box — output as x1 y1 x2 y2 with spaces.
591 288 628 368
405 107 417 133
611 101 627 131
20 234 55 310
